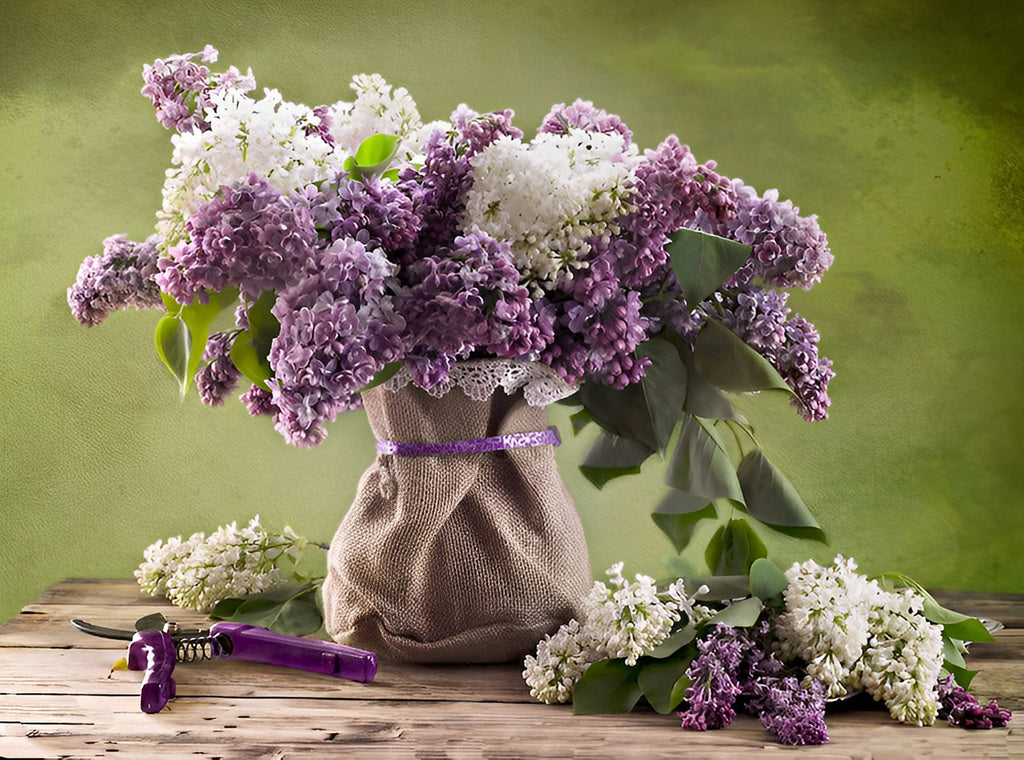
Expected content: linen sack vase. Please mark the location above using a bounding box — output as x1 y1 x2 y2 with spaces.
322 381 592 663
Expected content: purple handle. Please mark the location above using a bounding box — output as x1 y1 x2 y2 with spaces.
210 622 377 683
127 630 177 713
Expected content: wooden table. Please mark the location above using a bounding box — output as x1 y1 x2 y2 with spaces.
0 580 1020 759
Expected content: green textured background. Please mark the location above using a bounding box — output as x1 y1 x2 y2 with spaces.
2 0 1022 625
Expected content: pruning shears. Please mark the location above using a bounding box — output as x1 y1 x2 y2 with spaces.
71 613 377 713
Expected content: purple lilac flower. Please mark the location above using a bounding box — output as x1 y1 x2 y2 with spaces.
268 238 405 447
678 624 754 730
709 288 834 421
679 621 829 745
68 234 163 326
156 174 317 303
937 675 1012 729
399 130 475 258
140 46 255 134
450 104 523 156
400 228 543 387
695 178 833 291
594 137 734 303
539 99 633 146
306 105 336 147
195 332 241 406
241 385 276 417
324 174 421 254
750 677 829 745
538 257 651 389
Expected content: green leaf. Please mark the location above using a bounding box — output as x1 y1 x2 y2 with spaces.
154 314 192 395
160 291 180 314
666 227 751 308
222 597 284 627
207 582 324 636
878 573 994 643
230 291 280 390
652 502 716 553
569 408 593 435
705 518 767 575
680 349 744 420
942 636 967 669
155 288 240 397
683 574 752 601
705 595 763 628
943 617 995 643
357 362 403 394
273 594 323 636
348 133 400 179
572 659 644 715
693 318 792 394
209 598 245 620
736 450 822 532
749 557 788 600
638 652 694 714
578 336 686 455
655 489 715 515
580 431 654 490
665 415 744 502
230 333 272 388
635 337 688 454
647 623 697 659
943 660 979 689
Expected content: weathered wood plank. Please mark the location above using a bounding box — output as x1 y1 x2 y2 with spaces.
1 580 1019 759
0 694 1016 760
0 647 533 704
4 646 1019 710
0 603 210 649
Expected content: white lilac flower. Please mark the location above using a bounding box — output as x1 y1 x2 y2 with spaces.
136 516 304 613
774 555 877 698
585 563 693 666
523 564 706 703
522 619 600 704
329 73 425 160
461 130 637 289
158 87 343 249
858 587 944 725
775 555 946 725
135 534 202 597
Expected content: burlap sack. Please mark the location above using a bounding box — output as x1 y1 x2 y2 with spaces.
322 381 592 663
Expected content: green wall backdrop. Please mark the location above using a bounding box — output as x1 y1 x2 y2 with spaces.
2 0 1022 624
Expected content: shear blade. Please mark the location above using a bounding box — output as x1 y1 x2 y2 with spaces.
71 618 136 641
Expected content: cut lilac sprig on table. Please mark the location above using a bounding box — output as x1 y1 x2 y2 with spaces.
523 557 1010 746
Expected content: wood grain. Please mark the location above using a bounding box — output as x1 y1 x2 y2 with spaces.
1 579 1019 759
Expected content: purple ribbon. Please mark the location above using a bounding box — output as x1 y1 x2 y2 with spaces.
376 426 561 457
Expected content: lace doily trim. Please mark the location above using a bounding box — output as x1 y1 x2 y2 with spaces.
381 359 578 407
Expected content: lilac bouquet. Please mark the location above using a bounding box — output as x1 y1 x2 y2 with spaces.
69 47 836 569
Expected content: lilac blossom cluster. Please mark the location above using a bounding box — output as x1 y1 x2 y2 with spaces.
140 45 255 134
67 234 163 326
524 562 1009 745
157 173 318 303
709 288 835 421
678 622 829 745
937 676 1012 729
70 48 837 447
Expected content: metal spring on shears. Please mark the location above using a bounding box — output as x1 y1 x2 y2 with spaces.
174 632 231 663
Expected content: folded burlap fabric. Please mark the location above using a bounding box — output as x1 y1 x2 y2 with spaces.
322 375 591 663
